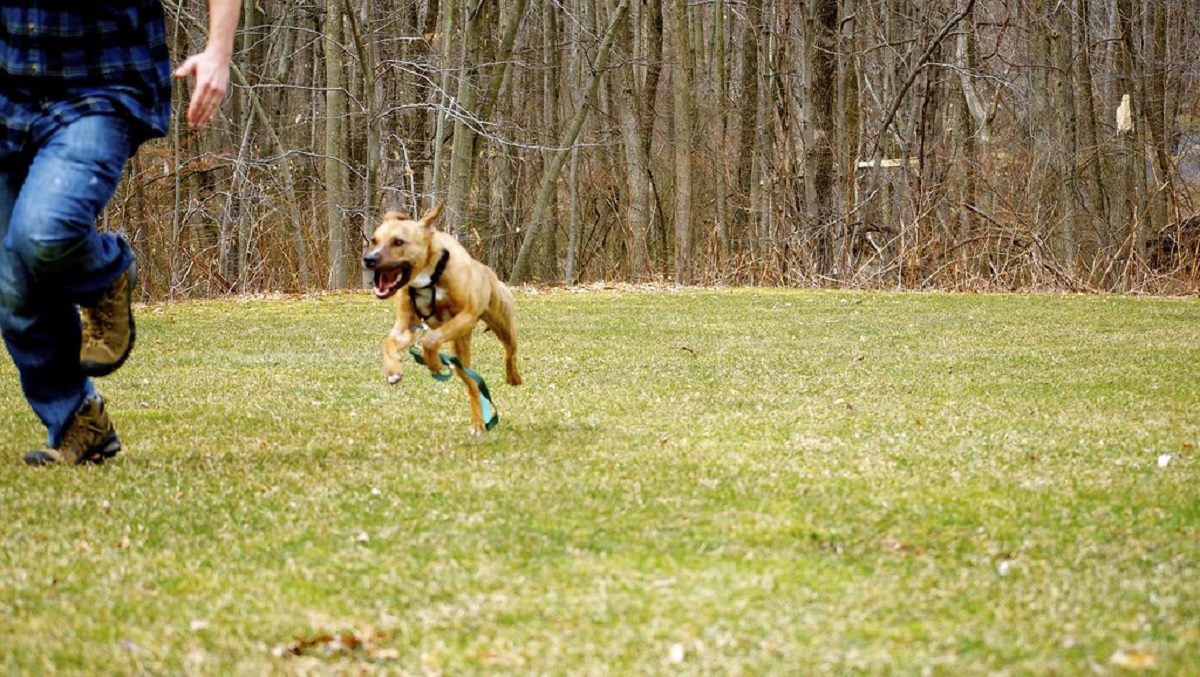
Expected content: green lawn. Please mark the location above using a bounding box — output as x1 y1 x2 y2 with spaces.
1 288 1197 675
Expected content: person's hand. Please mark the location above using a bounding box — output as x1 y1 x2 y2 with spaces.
173 49 232 129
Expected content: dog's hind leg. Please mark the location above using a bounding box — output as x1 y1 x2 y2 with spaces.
451 335 486 433
487 320 522 387
485 326 521 387
451 341 487 434
484 289 522 386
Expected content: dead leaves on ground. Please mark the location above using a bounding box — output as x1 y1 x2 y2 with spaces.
275 628 398 662
1110 648 1158 671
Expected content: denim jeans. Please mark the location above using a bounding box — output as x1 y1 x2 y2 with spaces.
0 111 137 447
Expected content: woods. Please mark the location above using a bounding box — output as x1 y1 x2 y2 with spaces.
114 0 1200 299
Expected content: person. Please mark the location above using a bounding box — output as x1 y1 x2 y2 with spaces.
0 2 240 465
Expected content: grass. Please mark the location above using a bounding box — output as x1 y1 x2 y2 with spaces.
1 287 1198 675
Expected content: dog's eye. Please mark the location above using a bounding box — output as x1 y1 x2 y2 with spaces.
392 238 405 247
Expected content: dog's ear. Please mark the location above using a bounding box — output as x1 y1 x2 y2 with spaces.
382 210 411 222
419 201 445 229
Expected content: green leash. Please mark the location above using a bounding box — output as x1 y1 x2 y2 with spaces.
409 347 499 431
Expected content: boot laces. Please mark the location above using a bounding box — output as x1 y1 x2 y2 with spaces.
81 274 127 343
60 399 110 460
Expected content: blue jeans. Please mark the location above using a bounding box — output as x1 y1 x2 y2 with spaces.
0 112 137 448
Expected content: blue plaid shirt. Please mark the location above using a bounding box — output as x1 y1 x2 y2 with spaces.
0 2 172 146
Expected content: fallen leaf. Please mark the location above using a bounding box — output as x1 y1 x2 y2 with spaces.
285 632 362 656
882 537 916 553
1110 648 1157 670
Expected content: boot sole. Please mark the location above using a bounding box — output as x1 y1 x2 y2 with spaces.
23 433 121 466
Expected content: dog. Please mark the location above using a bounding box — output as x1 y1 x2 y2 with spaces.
363 201 522 433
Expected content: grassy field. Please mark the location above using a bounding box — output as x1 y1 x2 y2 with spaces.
0 287 1197 675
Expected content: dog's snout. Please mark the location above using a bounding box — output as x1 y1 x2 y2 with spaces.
363 252 379 269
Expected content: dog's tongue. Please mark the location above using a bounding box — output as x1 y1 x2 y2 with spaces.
373 269 398 298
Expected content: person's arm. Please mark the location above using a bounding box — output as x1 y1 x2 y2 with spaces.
173 0 241 129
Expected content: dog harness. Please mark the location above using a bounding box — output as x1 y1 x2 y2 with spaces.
408 248 450 321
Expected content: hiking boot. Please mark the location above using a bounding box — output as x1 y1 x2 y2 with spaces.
24 395 122 466
80 259 137 377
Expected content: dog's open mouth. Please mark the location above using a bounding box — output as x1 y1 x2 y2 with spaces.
372 263 412 299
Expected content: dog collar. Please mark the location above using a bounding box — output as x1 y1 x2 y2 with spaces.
429 248 450 286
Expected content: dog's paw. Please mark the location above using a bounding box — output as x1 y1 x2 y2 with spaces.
385 372 403 385
422 350 444 373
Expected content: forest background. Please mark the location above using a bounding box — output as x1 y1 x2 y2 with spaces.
118 0 1200 300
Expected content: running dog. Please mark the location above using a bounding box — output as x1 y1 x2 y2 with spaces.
362 202 522 433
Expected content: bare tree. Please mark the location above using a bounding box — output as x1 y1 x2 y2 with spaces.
670 0 694 284
107 0 1200 299
510 0 629 284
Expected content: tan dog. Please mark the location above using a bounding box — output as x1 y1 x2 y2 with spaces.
363 202 522 433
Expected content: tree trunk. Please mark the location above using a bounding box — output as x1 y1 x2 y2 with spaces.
1073 0 1108 282
838 0 860 279
1051 1 1079 271
1143 0 1173 243
510 0 629 284
670 0 693 285
431 0 457 198
343 0 382 288
616 0 655 280
325 0 349 288
732 0 762 254
444 0 484 234
1114 0 1149 279
713 0 729 268
805 0 838 277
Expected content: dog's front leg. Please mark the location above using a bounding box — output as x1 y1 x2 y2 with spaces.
418 312 477 377
383 323 416 384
